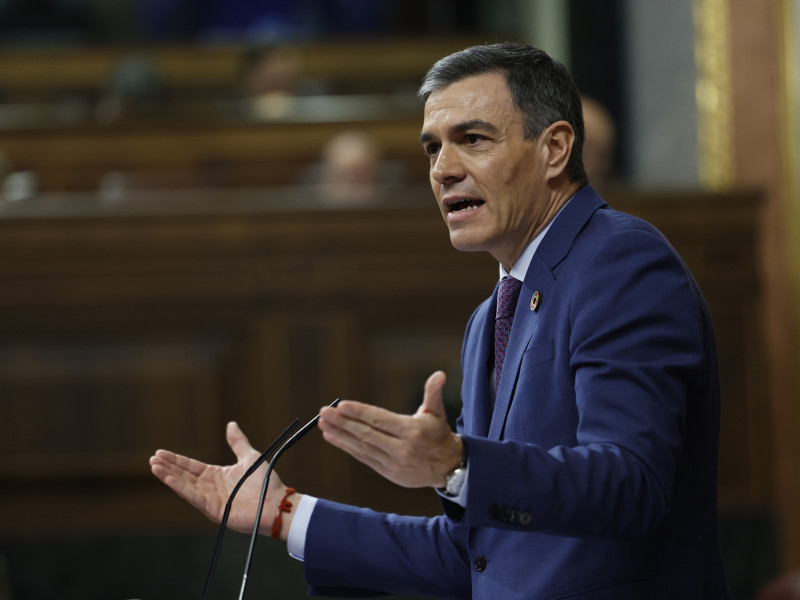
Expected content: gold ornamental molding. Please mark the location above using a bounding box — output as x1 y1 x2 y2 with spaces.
779 0 799 263
693 0 735 189
778 0 800 443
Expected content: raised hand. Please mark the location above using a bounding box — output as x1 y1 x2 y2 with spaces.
149 421 292 538
318 370 462 489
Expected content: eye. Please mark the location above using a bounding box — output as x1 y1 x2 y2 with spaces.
465 133 483 145
424 143 441 157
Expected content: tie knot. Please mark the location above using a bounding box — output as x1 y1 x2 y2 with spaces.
497 276 522 319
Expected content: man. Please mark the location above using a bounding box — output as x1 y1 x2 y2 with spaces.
580 95 617 192
150 43 731 598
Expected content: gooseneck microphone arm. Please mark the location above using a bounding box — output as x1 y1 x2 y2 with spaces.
202 418 301 600
238 398 341 600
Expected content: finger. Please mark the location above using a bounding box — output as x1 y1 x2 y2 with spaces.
321 409 400 460
149 457 225 518
320 424 394 473
150 454 201 489
319 408 406 465
225 422 257 461
156 467 216 516
322 414 395 454
331 401 409 437
150 461 191 490
150 449 209 478
321 423 432 489
418 370 447 417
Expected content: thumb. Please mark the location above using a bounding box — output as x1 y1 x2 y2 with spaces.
418 370 447 417
226 421 256 461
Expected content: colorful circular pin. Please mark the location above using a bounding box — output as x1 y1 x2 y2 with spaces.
530 291 541 311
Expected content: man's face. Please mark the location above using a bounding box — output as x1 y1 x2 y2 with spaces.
420 72 551 269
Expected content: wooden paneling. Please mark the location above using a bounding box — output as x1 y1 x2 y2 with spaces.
0 187 765 536
0 39 481 100
0 117 428 192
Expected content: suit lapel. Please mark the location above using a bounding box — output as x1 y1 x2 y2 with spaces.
487 187 607 440
462 288 497 437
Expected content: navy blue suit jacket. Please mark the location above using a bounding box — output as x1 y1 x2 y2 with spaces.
303 187 730 599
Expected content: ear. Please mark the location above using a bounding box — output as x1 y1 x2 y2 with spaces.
540 120 575 181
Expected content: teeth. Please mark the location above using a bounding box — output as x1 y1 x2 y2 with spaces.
452 204 480 213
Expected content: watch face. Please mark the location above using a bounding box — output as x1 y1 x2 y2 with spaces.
446 467 466 496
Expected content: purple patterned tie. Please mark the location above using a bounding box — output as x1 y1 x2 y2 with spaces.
495 276 522 389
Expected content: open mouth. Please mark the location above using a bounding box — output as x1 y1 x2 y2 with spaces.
448 198 485 214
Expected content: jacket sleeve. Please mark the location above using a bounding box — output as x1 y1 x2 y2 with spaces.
303 499 471 599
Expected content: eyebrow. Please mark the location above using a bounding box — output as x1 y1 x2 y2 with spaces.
419 119 501 145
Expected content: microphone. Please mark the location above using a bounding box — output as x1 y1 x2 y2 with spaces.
238 398 341 600
202 418 301 600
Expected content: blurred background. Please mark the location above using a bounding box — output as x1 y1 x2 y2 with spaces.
0 0 797 598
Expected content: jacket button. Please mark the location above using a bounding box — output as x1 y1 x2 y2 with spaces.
520 511 532 525
473 555 487 572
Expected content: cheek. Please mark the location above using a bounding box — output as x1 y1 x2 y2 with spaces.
507 161 544 198
430 178 442 199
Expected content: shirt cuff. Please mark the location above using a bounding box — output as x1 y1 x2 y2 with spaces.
287 494 317 561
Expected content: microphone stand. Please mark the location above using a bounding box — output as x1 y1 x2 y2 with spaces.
202 418 301 600
238 398 340 600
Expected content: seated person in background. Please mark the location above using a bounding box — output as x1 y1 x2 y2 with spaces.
580 95 617 193
235 45 324 119
0 150 39 202
299 130 407 206
0 151 11 196
94 54 166 124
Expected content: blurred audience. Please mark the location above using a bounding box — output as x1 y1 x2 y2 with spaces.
0 151 10 187
94 54 166 124
236 45 302 119
300 130 407 206
0 150 38 203
233 44 329 119
581 95 617 192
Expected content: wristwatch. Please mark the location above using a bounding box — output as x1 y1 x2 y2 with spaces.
442 435 468 497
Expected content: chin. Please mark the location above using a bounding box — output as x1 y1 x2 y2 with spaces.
448 232 488 254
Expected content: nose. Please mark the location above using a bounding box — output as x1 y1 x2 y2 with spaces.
431 144 465 185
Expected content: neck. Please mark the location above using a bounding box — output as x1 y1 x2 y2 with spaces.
499 182 583 271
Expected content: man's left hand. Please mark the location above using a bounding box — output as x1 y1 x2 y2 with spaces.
318 370 462 488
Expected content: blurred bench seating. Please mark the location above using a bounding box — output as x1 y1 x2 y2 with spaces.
0 38 481 101
0 39 494 192
0 114 428 192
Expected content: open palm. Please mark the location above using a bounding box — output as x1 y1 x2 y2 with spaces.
150 421 287 535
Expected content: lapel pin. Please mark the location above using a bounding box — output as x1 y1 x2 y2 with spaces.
530 291 541 311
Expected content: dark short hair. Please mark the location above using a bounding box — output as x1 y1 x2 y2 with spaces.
419 43 587 186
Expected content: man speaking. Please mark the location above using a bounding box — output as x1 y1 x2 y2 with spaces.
151 42 731 599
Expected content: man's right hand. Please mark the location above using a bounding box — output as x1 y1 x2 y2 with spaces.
149 421 298 540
